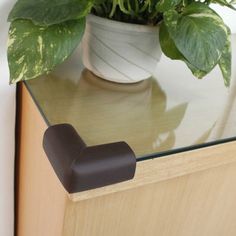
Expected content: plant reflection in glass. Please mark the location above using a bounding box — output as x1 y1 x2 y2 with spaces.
27 69 189 156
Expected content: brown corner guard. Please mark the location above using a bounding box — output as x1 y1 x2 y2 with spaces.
43 124 136 193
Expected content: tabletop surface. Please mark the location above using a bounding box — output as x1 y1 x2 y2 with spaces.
25 35 236 161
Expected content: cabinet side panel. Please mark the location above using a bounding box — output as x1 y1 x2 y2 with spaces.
17 84 68 236
64 162 236 236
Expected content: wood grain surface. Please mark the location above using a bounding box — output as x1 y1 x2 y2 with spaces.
17 83 236 236
17 84 68 236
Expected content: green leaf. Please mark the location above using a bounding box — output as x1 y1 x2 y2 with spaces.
156 0 181 12
159 22 184 60
94 0 107 5
218 27 232 87
185 62 208 79
164 3 228 73
160 22 208 78
8 18 85 83
8 0 93 26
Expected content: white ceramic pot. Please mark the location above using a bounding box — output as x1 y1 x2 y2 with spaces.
82 14 162 83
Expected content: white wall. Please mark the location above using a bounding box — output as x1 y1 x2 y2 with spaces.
0 1 16 236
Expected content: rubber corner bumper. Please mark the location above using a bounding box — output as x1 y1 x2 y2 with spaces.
43 124 136 193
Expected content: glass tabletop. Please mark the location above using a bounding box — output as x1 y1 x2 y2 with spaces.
25 35 236 161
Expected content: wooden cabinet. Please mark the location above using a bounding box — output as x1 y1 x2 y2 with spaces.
17 35 236 235
17 83 236 236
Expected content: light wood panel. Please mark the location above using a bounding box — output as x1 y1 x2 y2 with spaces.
18 83 236 236
64 162 236 236
17 83 68 236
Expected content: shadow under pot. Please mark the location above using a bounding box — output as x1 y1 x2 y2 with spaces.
82 14 162 84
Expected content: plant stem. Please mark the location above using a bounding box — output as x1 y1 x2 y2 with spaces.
109 0 118 17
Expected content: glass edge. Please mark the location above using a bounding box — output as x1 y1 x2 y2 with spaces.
24 81 51 127
136 137 236 162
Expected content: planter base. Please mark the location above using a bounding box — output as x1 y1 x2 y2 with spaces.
82 15 162 84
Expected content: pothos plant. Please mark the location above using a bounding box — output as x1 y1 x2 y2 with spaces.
7 0 235 86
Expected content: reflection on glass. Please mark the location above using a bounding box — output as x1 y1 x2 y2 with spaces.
25 35 236 159
27 69 188 156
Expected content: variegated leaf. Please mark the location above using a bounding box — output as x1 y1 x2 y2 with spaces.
160 22 184 60
156 0 182 12
8 18 85 83
185 62 209 79
164 3 227 73
8 0 93 26
160 22 208 79
218 27 232 87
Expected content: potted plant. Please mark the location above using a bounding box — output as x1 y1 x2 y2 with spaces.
7 0 235 85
